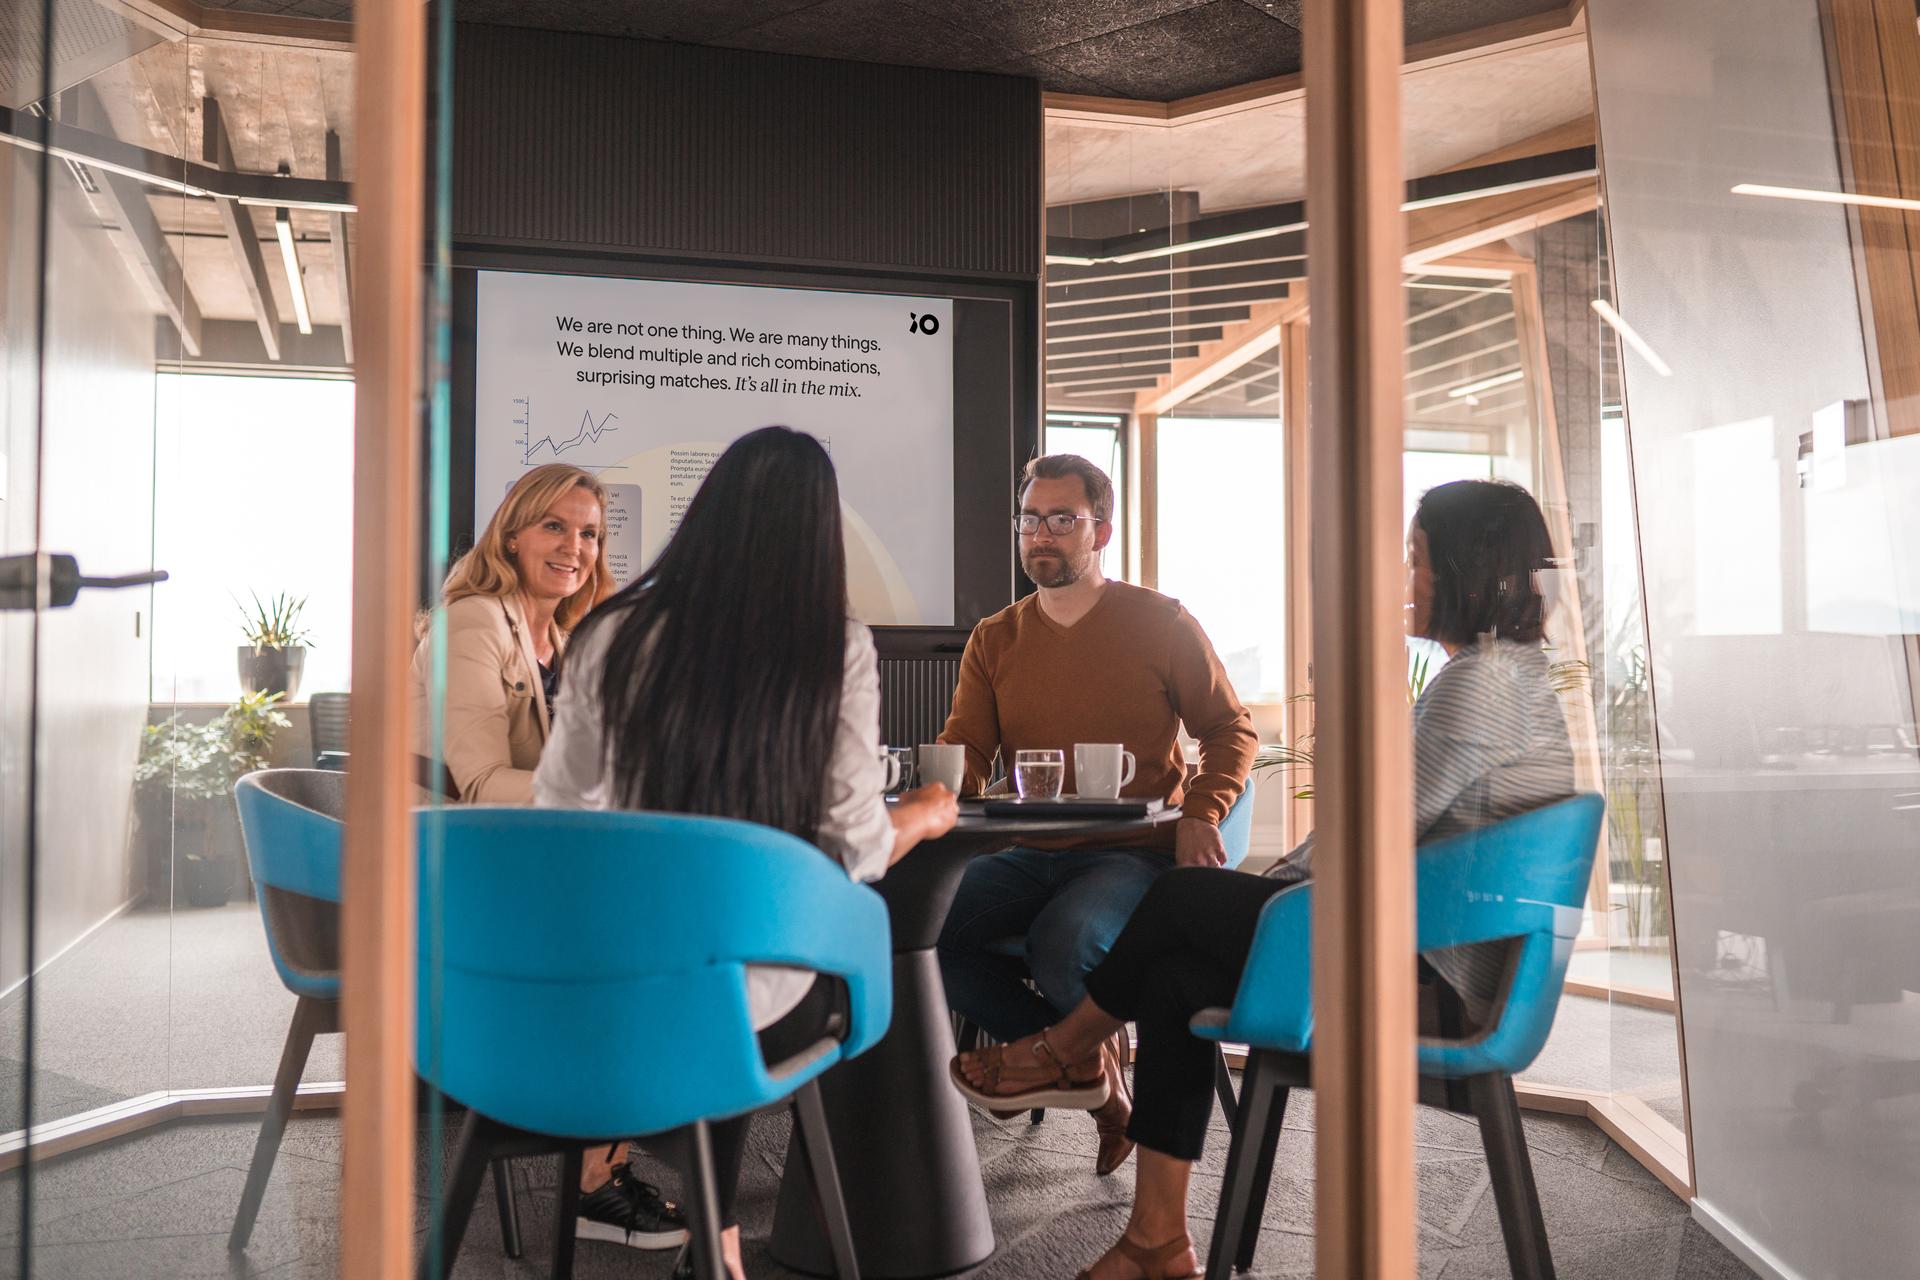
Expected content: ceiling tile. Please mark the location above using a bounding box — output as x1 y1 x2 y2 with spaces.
1042 1 1300 101
1234 0 1303 29
717 0 1023 74
454 0 819 43
908 0 1215 59
988 52 1120 98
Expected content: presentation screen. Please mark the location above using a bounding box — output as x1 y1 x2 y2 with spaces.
473 269 958 624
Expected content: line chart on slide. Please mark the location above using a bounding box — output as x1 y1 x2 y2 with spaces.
513 396 622 465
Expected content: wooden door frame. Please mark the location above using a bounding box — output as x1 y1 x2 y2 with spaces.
340 0 427 1273
1303 1 1418 1274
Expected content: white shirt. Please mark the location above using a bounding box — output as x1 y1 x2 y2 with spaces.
533 617 895 1028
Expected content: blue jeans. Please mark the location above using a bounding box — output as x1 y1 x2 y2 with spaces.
937 845 1173 1042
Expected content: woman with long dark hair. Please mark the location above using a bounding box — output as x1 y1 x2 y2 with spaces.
949 480 1575 1280
536 426 957 1280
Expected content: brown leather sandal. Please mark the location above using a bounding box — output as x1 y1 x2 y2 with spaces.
947 1032 1110 1112
1091 1029 1136 1176
1073 1232 1200 1280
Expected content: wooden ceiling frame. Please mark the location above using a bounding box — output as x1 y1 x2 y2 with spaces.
1044 3 1586 127
109 0 351 52
203 94 283 361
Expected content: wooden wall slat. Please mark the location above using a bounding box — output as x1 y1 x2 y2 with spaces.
1821 0 1920 436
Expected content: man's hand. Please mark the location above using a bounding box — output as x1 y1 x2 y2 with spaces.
1174 817 1227 868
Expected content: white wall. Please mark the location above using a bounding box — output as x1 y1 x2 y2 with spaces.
1589 2 1920 1276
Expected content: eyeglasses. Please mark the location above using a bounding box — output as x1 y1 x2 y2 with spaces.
1013 514 1100 537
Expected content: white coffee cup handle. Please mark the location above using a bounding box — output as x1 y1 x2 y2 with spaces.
1118 750 1137 788
882 755 901 791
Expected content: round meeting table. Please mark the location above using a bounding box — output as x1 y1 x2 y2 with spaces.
769 799 1181 1279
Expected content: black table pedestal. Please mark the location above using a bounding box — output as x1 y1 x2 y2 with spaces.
769 948 995 1279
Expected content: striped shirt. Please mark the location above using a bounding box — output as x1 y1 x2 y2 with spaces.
1280 637 1576 1022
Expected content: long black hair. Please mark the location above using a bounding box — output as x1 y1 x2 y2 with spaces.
581 426 848 840
1414 479 1554 647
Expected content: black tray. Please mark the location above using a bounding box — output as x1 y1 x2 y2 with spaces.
980 795 1167 819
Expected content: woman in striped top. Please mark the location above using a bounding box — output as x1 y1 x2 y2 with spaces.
949 479 1575 1280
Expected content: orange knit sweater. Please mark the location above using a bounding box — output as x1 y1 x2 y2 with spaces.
938 581 1257 849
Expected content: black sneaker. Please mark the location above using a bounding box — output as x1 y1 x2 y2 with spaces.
576 1167 689 1250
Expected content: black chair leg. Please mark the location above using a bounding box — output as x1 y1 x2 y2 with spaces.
417 1111 496 1280
793 1081 862 1280
1206 1050 1283 1280
552 1147 583 1280
230 995 329 1251
682 1121 728 1280
1213 1047 1239 1128
493 1157 523 1259
1470 1074 1555 1280
1234 1074 1288 1273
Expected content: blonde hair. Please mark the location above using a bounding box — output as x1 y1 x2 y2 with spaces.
444 464 612 631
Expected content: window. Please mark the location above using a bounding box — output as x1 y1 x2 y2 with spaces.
152 373 356 703
1042 412 1127 581
1156 415 1286 701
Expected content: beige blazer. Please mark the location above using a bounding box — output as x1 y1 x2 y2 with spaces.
408 593 566 804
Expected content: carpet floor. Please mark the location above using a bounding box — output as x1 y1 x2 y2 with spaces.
0 1085 1753 1279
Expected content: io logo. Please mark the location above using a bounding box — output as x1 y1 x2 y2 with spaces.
909 312 941 336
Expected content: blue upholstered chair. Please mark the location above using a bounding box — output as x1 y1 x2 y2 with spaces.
414 808 892 1280
229 770 524 1258
1193 793 1606 1280
961 774 1257 1125
229 769 346 1252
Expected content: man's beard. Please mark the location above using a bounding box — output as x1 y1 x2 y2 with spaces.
1023 547 1088 588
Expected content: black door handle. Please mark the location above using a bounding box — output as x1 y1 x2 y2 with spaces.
0 553 168 611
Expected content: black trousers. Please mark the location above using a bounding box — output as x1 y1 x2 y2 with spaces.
702 977 844 1227
1082 867 1292 1161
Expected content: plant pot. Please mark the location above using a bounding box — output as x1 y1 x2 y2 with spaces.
181 854 234 908
238 645 306 701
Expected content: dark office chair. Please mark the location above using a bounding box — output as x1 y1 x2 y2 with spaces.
308 692 351 770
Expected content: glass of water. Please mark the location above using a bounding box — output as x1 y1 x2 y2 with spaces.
1013 748 1066 800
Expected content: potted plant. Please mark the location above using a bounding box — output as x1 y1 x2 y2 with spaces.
237 591 312 702
133 691 291 907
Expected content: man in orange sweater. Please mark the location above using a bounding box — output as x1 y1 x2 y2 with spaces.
937 454 1256 1174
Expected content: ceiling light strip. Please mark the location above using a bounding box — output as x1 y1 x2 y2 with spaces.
1731 182 1920 212
1447 368 1525 398
1589 299 1672 377
275 209 314 336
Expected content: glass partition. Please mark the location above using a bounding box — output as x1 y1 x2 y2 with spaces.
0 6 357 1268
1587 0 1920 1269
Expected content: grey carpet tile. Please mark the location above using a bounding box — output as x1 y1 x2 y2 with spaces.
1673 1219 1764 1280
1453 1147 1690 1249
0 1099 1758 1280
1437 1221 1685 1280
0 1060 129 1132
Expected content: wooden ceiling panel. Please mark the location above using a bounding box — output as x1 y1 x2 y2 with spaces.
1044 37 1591 211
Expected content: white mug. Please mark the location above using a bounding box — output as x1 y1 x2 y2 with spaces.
918 742 966 794
1074 742 1137 799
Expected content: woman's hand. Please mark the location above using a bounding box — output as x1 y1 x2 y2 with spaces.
887 783 959 864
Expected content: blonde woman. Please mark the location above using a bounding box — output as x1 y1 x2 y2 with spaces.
409 463 615 804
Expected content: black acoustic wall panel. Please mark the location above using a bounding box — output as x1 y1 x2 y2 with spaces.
452 22 1042 280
